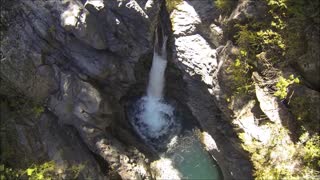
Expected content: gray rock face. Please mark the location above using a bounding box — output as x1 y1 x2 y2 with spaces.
175 34 217 86
288 84 320 133
38 113 108 180
254 83 283 124
0 104 107 179
228 0 268 22
0 33 59 102
169 1 253 179
295 30 320 90
58 0 159 57
1 0 160 178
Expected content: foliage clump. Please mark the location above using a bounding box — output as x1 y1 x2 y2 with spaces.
0 162 85 180
239 124 320 179
25 161 56 180
274 75 299 99
226 50 253 94
304 135 320 169
165 0 183 13
214 0 237 14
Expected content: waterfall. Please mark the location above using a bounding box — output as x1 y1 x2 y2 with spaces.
138 35 174 138
147 36 168 99
126 31 222 180
127 32 180 148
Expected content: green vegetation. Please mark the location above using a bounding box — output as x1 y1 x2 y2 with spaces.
304 135 320 169
274 75 299 99
214 0 238 14
0 162 85 180
239 124 320 179
226 50 253 94
0 92 86 180
165 0 183 13
25 161 56 180
228 0 317 101
226 0 320 179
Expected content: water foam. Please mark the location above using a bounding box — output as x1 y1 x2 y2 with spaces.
129 35 181 144
139 97 174 138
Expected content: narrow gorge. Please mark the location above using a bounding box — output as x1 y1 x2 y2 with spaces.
1 0 319 180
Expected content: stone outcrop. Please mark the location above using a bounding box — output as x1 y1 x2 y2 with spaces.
168 1 253 179
0 103 107 179
294 30 320 90
1 0 161 178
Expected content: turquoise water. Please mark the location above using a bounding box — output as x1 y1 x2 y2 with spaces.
167 132 222 179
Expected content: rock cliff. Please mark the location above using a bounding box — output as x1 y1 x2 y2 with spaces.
1 0 319 179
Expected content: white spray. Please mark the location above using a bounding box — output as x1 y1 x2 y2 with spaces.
135 35 175 139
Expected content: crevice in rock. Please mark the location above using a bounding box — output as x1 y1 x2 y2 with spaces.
64 124 110 176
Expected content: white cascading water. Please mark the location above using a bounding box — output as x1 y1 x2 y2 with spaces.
140 36 172 137
128 35 179 143
127 33 221 180
146 36 168 98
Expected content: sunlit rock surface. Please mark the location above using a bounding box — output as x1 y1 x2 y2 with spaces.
169 0 253 179
150 158 181 180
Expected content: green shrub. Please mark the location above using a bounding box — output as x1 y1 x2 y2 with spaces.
0 164 20 179
257 29 285 50
0 95 45 119
234 24 261 55
274 75 299 99
25 161 56 180
166 0 183 12
226 50 253 94
32 106 45 118
238 124 319 179
289 95 319 135
214 0 237 14
267 0 287 10
0 162 85 180
304 135 320 169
